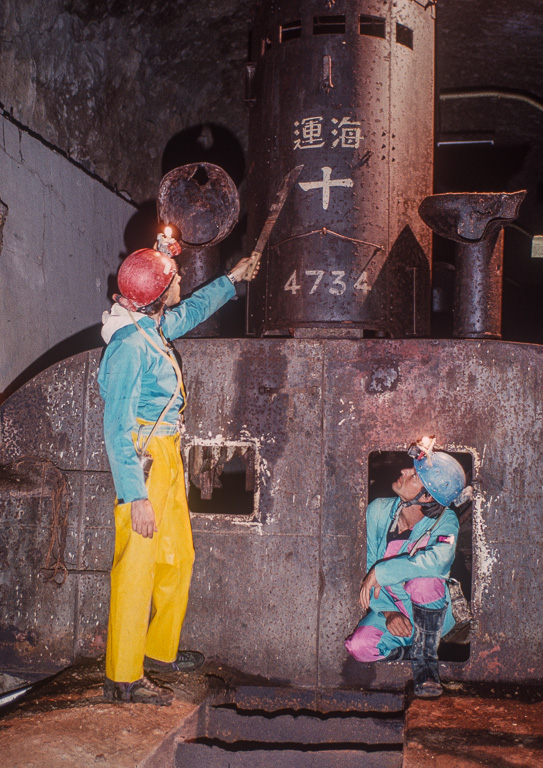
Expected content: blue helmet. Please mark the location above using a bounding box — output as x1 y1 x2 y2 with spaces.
414 451 466 507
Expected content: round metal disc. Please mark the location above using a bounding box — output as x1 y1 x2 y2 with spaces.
157 163 240 247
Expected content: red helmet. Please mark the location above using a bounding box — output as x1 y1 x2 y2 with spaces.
117 248 178 310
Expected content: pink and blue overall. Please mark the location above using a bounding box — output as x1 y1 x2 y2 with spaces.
345 496 459 662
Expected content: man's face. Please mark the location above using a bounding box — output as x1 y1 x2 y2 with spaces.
164 273 181 307
392 467 427 503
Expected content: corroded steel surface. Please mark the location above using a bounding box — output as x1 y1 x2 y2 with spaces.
0 339 542 688
223 685 405 713
0 352 111 674
177 244 221 337
174 745 402 768
419 191 526 339
174 695 403 768
190 705 403 743
246 0 435 336
157 163 240 247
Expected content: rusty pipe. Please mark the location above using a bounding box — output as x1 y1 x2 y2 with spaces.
177 244 221 337
419 191 526 339
453 235 503 339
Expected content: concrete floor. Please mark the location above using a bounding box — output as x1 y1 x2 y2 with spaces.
0 659 211 768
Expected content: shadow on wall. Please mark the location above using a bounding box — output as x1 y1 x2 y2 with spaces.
161 123 245 186
123 200 160 255
0 325 104 406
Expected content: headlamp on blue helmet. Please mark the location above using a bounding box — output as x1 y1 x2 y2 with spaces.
402 437 467 517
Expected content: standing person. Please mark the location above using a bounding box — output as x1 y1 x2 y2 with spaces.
98 246 255 705
345 439 467 698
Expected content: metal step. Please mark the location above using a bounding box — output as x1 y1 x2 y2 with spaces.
175 743 403 767
227 686 405 714
196 705 404 744
174 688 405 768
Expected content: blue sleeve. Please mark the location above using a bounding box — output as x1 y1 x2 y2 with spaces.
366 499 383 572
374 511 459 586
161 276 235 340
101 338 148 503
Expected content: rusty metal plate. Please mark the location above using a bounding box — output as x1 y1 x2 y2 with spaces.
1 338 543 688
197 705 403 744
187 530 320 685
76 573 110 659
0 354 88 470
320 338 543 687
83 351 109 473
180 338 324 537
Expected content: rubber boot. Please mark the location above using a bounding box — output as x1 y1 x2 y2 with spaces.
410 603 447 698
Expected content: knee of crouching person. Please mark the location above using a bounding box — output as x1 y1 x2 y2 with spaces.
344 624 385 662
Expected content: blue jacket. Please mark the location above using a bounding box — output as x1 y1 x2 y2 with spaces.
367 497 459 622
98 276 235 503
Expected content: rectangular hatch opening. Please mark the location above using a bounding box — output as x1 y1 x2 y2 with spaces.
368 450 473 662
187 442 258 518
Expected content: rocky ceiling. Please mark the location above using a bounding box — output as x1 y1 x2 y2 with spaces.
1 0 254 203
1 1 541 204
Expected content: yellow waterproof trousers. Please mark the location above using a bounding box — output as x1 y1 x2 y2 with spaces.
105 432 194 683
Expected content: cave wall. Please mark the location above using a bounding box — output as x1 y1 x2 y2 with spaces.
0 113 135 398
0 0 253 205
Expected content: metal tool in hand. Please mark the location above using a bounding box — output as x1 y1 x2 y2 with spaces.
242 164 304 281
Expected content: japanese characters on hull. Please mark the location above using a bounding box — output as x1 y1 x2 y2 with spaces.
246 0 435 337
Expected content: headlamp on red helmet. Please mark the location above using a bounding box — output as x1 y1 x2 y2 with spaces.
155 226 182 257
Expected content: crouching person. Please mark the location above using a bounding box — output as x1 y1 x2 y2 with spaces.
345 439 466 698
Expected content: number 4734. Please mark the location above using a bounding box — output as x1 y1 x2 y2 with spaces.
283 269 370 296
